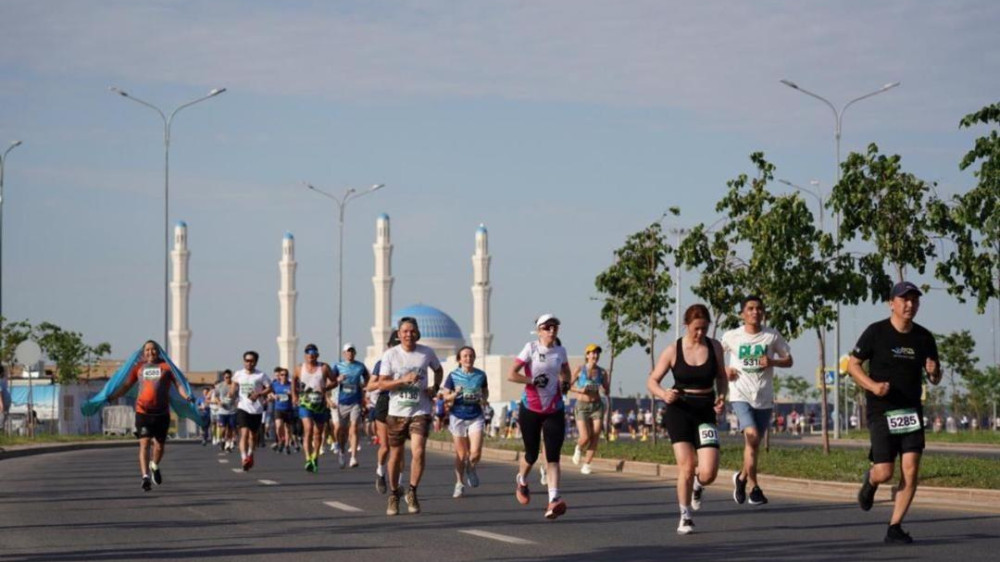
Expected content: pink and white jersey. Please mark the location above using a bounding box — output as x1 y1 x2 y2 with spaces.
516 341 568 414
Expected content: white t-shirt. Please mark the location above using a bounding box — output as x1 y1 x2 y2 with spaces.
233 369 271 415
721 325 791 409
380 344 442 418
516 341 568 414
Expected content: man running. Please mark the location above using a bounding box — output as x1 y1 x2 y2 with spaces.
850 281 940 544
270 367 294 454
107 340 194 491
333 343 370 469
721 295 793 506
214 370 238 452
378 317 444 515
233 351 273 471
292 344 338 472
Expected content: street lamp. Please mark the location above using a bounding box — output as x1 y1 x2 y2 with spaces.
780 78 900 439
109 86 226 347
304 182 385 352
0 140 23 332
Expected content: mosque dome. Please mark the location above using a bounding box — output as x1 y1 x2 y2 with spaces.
393 304 464 340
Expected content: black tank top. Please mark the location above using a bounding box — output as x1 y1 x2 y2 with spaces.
673 337 717 391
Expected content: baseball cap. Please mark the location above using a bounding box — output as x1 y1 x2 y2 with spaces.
342 343 356 352
535 314 561 328
585 343 603 354
890 281 922 299
304 344 319 355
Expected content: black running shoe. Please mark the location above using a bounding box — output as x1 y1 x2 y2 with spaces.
732 472 747 505
141 476 152 492
150 465 162 486
748 485 768 505
376 474 388 495
884 524 913 545
858 469 878 511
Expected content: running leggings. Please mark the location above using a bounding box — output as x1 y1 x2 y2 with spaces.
519 404 565 464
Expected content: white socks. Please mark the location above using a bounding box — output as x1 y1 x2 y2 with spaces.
376 464 386 477
549 488 559 502
694 476 704 491
680 504 692 518
516 473 527 486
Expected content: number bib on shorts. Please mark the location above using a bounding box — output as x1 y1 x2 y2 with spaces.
698 423 719 446
885 408 921 435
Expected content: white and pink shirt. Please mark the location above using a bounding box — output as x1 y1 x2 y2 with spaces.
516 341 568 414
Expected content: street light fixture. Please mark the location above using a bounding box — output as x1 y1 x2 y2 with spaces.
109 86 227 348
780 78 900 439
0 140 24 333
304 182 385 352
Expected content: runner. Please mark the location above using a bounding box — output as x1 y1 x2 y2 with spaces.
378 317 444 515
196 387 212 445
850 281 941 544
440 346 489 498
207 383 221 446
270 367 294 454
721 294 793 506
233 351 273 471
569 344 610 475
292 343 338 473
648 304 728 534
368 330 400 494
214 370 238 452
106 340 196 491
333 343 370 469
508 314 571 520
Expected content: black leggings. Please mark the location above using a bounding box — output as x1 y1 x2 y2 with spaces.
519 404 565 465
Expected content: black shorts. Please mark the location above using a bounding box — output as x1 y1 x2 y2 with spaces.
135 412 170 442
374 393 389 423
662 393 719 449
275 409 295 423
868 410 925 464
236 410 263 432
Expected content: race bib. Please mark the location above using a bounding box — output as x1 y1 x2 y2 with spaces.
885 408 921 435
698 423 719 446
341 384 356 395
240 383 255 397
142 367 161 381
461 390 483 403
305 391 324 407
397 384 421 408
276 393 290 403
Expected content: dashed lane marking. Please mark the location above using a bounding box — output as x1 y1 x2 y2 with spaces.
324 501 363 512
459 529 535 545
259 479 278 485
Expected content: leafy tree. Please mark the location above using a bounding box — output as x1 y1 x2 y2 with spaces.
675 223 746 338
936 330 978 416
829 143 940 292
36 322 111 384
782 375 815 406
1 316 35 369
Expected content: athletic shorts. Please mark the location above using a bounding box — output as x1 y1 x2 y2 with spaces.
298 406 330 424
217 413 236 428
662 393 720 449
374 393 390 423
386 414 431 446
135 412 170 442
868 409 925 464
275 409 295 423
338 403 362 424
236 410 263 432
518 404 565 464
449 415 485 438
731 401 772 433
574 399 605 421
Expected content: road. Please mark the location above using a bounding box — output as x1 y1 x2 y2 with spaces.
1 441 998 561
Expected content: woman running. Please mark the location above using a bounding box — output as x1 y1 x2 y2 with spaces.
647 304 727 535
569 343 610 475
509 314 571 520
440 346 489 498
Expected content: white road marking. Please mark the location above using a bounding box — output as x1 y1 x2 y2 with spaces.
459 529 535 545
324 501 363 512
258 479 278 485
218 459 229 464
232 468 244 473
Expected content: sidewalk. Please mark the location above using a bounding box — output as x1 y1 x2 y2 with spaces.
425 438 1000 514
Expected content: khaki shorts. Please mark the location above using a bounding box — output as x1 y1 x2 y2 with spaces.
574 399 605 421
338 403 362 425
386 414 431 447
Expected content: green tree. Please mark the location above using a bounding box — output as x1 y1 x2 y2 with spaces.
937 330 978 416
1 317 35 369
675 222 746 338
782 375 814 406
964 365 1000 425
36 322 111 384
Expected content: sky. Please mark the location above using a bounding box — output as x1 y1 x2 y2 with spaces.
1 0 998 397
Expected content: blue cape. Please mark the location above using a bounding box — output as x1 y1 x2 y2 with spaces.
81 342 205 426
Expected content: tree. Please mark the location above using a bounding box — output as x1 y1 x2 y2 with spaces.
595 221 675 444
675 223 747 338
964 365 1000 426
1 316 35 369
36 322 111 384
782 375 814 406
829 143 940 291
936 330 978 417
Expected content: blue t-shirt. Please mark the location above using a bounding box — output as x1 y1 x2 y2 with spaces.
575 365 605 392
444 368 488 420
271 380 293 412
334 361 369 406
196 397 210 419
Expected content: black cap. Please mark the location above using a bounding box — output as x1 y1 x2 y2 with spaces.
890 281 922 299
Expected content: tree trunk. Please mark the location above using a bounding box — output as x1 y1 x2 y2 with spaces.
818 328 830 454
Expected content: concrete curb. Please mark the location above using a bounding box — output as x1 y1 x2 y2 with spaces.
427 438 1000 514
0 440 135 461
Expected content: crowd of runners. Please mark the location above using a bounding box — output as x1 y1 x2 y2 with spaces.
113 281 941 544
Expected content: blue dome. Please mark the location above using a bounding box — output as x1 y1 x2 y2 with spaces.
284 231 294 240
176 220 187 228
378 212 390 221
393 304 464 341
477 224 487 234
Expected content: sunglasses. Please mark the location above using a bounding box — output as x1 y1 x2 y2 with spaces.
539 325 558 332
243 358 257 363
305 350 319 356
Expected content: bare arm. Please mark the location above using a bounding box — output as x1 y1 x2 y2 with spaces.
711 340 728 414
646 344 679 403
567 365 584 395
508 361 532 385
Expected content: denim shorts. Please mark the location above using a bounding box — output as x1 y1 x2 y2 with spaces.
731 401 772 433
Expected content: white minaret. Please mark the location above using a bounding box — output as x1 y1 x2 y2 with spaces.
169 221 191 371
277 232 298 371
470 224 493 357
368 213 394 364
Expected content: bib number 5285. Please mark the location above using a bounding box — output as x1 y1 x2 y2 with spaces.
885 409 920 435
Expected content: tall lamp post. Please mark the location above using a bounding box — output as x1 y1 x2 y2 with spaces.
0 140 23 332
109 86 226 347
780 79 900 438
305 182 385 352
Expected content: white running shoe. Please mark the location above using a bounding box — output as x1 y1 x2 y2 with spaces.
581 463 593 475
453 483 465 498
572 445 582 466
677 517 695 535
349 456 359 468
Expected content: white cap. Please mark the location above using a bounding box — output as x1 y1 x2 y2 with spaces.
342 343 356 352
535 314 560 328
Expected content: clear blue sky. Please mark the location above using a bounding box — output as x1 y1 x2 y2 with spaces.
1 1 997 396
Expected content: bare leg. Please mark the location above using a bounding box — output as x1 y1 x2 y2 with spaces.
674 442 696 506
585 418 603 464
696 446 719 485
891 453 921 525
742 427 761 487
138 437 151 476
409 433 427 487
454 435 469 483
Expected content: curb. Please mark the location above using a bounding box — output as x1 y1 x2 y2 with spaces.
0 440 136 461
427 438 1000 514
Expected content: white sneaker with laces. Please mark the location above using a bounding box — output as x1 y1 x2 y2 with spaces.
453 483 465 498
572 445 582 466
677 517 695 535
349 456 359 468
581 463 593 475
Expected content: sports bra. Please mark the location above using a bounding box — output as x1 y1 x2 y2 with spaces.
673 337 717 391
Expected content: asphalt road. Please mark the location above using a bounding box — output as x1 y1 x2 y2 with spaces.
1 440 998 561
